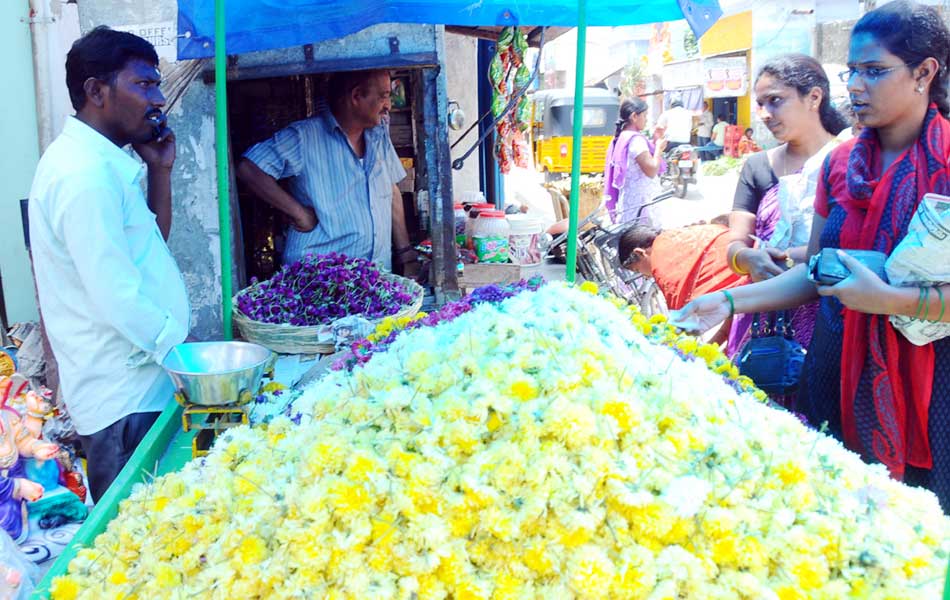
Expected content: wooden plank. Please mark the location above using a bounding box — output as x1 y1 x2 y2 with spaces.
33 400 187 597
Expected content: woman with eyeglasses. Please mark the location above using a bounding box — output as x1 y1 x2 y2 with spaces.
724 55 849 370
603 98 667 225
673 0 950 510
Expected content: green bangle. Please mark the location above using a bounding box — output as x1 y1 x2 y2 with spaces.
924 286 932 320
936 286 946 322
722 289 736 317
915 287 927 320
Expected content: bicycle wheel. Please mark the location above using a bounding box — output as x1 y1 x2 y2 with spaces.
638 280 668 318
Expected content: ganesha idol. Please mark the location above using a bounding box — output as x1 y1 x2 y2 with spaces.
0 375 62 542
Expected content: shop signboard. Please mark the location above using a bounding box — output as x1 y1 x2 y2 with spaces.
703 54 747 98
662 58 703 90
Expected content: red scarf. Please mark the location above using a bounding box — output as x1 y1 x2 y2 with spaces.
830 105 950 477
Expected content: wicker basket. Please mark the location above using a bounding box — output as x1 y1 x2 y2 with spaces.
545 179 604 222
232 273 424 355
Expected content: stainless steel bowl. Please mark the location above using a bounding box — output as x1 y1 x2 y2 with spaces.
162 341 275 406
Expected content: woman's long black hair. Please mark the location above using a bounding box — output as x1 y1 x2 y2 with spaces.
757 54 849 135
852 0 950 117
614 97 649 139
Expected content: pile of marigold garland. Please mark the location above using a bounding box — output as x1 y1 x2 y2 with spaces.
51 283 950 599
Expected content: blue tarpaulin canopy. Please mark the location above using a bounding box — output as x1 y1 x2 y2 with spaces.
177 0 722 59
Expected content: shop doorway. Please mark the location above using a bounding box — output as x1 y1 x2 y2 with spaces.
711 97 738 125
227 70 428 283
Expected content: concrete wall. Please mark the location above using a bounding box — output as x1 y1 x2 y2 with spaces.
1 1 41 325
76 0 223 340
29 0 81 152
443 33 481 199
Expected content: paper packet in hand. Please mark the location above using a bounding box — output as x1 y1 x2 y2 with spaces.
886 193 950 345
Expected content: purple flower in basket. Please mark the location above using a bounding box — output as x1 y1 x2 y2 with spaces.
236 253 417 326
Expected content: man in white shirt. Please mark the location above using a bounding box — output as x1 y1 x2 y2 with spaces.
655 99 694 149
696 101 714 160
29 27 189 501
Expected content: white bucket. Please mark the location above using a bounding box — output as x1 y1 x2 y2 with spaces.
506 214 544 266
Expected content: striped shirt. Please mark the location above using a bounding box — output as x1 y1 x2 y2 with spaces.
244 107 406 269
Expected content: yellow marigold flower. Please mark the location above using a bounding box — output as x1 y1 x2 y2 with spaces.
568 544 615 599
579 281 599 295
775 460 808 486
509 380 538 401
260 381 286 393
486 411 504 432
649 313 668 324
237 534 267 564
903 554 930 577
49 576 80 600
108 569 130 586
711 533 740 566
776 585 807 600
154 564 179 588
790 555 829 590
675 337 699 355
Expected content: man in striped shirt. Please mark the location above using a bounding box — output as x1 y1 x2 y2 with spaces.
237 70 413 272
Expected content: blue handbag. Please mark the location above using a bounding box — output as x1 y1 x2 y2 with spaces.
737 311 806 396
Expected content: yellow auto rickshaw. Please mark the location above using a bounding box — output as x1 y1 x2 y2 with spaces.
530 87 619 180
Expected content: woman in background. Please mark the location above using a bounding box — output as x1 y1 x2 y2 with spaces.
603 98 667 225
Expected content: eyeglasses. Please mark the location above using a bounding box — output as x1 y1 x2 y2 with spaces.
838 63 914 83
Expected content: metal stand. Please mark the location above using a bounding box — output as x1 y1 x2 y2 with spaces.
174 392 249 458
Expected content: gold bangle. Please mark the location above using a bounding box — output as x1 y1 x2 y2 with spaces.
730 246 749 275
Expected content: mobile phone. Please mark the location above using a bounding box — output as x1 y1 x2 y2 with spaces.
147 112 167 142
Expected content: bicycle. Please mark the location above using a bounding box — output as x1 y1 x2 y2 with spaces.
545 190 675 317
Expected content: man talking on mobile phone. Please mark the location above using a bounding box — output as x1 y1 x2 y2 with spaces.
28 26 189 502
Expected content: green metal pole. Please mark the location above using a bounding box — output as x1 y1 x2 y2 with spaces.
565 0 587 283
215 0 233 339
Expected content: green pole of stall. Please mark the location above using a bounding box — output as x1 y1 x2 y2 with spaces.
565 0 587 283
215 0 234 339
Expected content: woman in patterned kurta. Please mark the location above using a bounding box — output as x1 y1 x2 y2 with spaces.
672 1 950 510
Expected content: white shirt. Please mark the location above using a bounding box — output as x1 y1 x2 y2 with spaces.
697 111 714 138
656 106 694 144
29 117 190 435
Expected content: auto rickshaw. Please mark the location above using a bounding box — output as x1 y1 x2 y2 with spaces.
530 87 619 180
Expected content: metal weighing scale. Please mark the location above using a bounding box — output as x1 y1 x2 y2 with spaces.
162 341 275 458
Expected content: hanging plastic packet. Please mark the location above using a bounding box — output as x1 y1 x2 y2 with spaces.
497 26 515 52
512 28 529 66
491 91 507 118
514 64 531 93
489 52 506 93
512 131 530 169
495 137 513 174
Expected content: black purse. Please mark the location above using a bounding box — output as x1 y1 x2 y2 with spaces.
737 311 806 396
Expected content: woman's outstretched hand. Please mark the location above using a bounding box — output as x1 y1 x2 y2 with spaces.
669 292 732 334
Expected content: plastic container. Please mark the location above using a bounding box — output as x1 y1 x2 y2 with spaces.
465 203 496 250
453 204 467 247
473 210 511 263
506 214 544 265
458 191 486 206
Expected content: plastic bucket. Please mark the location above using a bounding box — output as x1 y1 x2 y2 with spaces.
506 214 544 266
